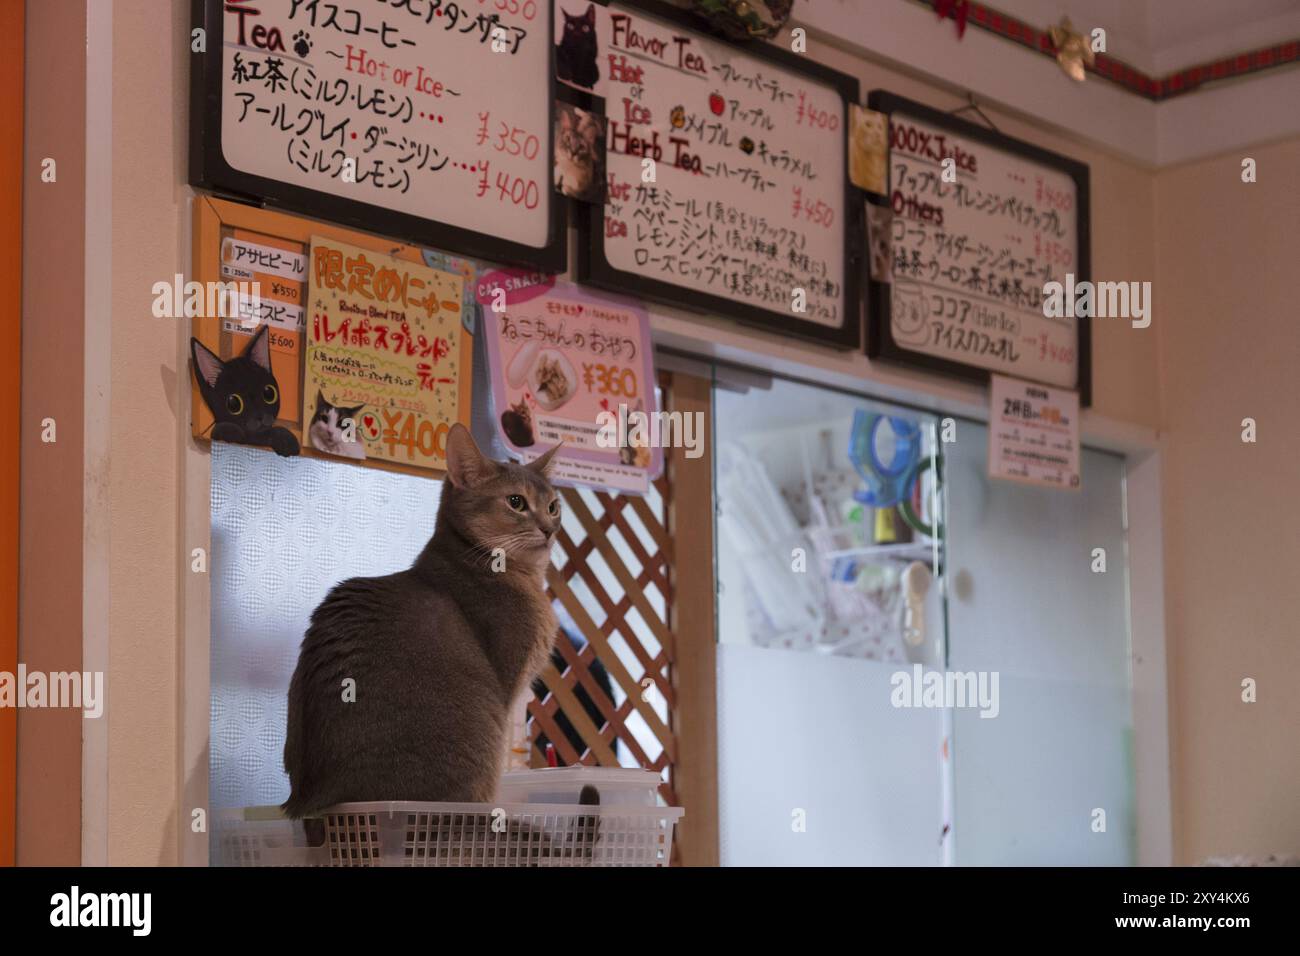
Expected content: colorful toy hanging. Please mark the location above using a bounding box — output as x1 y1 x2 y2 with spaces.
847 411 922 509
689 0 795 40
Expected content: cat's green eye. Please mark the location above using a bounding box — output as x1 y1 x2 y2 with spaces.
507 495 527 512
548 499 560 516
226 393 244 415
263 384 279 404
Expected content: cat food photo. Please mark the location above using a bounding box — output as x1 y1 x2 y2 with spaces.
501 397 535 447
529 349 576 411
507 339 542 390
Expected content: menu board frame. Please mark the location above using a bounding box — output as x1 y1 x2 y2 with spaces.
188 0 567 274
866 91 1092 406
575 0 864 349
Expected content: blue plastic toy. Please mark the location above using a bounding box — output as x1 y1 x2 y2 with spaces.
847 411 922 509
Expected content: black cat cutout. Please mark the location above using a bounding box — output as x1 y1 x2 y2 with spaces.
191 324 300 457
556 3 599 90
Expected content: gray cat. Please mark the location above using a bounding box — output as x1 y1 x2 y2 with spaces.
283 423 566 817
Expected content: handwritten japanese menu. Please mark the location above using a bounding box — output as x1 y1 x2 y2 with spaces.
219 0 551 248
595 2 847 328
304 237 465 471
482 280 662 494
887 112 1081 388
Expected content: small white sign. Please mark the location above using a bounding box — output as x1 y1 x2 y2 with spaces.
987 374 1080 490
220 237 306 283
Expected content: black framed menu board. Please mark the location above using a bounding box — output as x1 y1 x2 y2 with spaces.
867 91 1092 405
574 0 862 348
189 0 566 273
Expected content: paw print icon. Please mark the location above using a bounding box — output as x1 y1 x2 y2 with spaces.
292 31 312 59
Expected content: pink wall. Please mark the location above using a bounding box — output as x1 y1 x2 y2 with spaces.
1155 138 1300 863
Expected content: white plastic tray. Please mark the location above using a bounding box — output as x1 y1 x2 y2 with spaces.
215 800 682 867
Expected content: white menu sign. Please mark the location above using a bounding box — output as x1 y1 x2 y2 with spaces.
217 0 552 248
595 1 848 328
888 112 1080 387
987 374 1080 490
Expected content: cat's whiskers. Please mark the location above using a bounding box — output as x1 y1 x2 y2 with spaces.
463 531 547 570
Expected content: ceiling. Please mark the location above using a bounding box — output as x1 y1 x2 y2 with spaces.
799 0 1300 165
992 0 1300 74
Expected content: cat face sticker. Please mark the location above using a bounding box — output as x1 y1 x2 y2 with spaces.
554 101 607 204
191 324 301 457
308 390 368 461
556 3 600 92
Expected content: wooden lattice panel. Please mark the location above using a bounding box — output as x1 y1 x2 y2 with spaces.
530 380 680 817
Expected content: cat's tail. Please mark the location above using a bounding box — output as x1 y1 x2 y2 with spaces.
532 784 601 864
577 783 601 860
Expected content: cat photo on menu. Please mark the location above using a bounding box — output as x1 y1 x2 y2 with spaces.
555 2 600 92
307 389 368 460
554 101 606 203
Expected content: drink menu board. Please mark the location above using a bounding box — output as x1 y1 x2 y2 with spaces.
867 92 1091 401
191 0 564 271
574 0 861 347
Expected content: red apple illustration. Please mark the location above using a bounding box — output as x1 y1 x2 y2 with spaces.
708 92 725 115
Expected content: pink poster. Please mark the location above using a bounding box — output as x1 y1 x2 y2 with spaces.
481 280 663 494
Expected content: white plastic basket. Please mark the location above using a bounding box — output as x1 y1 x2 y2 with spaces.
215 800 682 867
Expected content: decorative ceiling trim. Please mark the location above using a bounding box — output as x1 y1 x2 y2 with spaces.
921 0 1300 101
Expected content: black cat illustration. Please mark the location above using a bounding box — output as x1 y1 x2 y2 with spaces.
191 324 300 457
556 3 599 90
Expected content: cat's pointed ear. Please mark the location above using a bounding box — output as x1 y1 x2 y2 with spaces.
190 338 225 388
445 423 497 488
528 441 564 478
315 389 327 410
243 323 272 372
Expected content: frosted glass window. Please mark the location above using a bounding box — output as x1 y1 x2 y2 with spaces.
944 425 1134 865
208 443 440 829
718 645 944 865
712 371 1134 866
713 375 948 866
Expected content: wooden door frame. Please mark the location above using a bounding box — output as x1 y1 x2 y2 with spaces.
666 371 719 866
0 0 24 868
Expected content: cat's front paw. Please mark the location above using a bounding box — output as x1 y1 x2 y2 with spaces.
269 427 301 457
210 421 245 444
